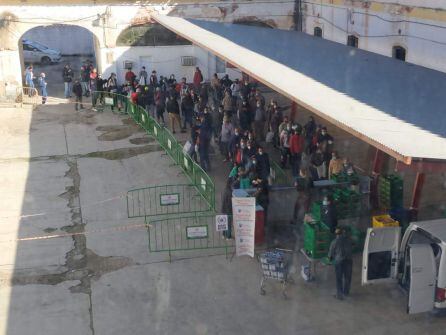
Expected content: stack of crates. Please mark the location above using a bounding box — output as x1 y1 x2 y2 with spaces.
332 188 361 219
378 174 404 209
311 202 322 221
303 221 332 259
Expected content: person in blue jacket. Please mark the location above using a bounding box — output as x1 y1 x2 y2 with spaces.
37 73 48 104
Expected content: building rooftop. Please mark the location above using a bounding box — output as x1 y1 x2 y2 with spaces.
154 14 446 163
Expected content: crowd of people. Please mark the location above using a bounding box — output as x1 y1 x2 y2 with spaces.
25 62 355 193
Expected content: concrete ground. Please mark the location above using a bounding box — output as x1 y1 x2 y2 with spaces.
0 94 445 335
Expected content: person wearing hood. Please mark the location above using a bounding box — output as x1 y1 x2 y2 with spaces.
37 73 48 104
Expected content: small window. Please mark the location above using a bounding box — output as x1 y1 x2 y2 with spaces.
347 35 358 48
23 43 34 51
392 46 406 61
314 27 322 38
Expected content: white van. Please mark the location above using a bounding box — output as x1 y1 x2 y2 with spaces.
22 39 62 65
362 219 446 314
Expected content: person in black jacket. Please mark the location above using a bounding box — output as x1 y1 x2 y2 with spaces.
181 92 194 130
72 79 84 111
256 146 270 181
166 95 182 134
63 64 74 98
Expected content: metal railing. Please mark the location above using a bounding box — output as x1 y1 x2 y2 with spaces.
147 214 234 261
127 184 212 218
93 91 216 212
17 87 39 106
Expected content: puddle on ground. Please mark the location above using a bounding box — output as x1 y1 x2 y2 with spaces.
4 249 133 293
96 117 144 141
129 136 153 145
83 145 161 160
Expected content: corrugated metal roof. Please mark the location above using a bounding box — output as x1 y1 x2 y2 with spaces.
153 14 446 163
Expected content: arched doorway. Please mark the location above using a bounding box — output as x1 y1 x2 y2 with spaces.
19 24 100 98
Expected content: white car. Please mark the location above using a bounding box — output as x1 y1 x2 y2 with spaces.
22 39 62 64
362 219 446 314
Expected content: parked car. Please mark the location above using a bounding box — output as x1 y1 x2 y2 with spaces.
22 39 62 64
362 219 446 314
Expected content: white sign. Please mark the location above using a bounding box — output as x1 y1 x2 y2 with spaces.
154 126 158 136
232 197 256 258
160 194 180 206
186 226 208 239
167 139 172 150
201 177 206 191
216 215 228 232
141 114 145 123
104 97 114 105
184 157 189 169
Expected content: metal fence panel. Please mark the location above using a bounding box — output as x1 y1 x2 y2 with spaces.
127 184 212 218
147 214 234 257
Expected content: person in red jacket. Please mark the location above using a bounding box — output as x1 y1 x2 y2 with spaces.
193 67 203 90
125 68 136 84
289 127 305 179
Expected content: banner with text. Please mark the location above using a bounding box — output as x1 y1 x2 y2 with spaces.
232 197 256 257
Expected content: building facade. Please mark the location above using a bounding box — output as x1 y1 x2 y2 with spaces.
1 1 446 96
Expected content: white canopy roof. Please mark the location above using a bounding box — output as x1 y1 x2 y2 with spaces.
153 14 446 164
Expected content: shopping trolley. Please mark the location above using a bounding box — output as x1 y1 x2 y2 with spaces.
259 248 294 299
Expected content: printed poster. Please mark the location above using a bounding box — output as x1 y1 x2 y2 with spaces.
232 197 256 257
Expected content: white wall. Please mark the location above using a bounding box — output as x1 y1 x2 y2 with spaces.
103 45 216 85
22 25 95 56
303 3 446 73
0 50 22 87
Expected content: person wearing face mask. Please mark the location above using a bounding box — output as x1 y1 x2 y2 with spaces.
317 126 334 174
245 140 257 158
245 155 258 178
235 139 249 167
256 146 270 181
321 195 338 233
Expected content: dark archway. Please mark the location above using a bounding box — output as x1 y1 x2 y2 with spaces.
232 19 274 29
116 23 192 47
19 24 100 98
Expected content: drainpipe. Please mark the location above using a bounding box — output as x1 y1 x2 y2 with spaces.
294 0 303 31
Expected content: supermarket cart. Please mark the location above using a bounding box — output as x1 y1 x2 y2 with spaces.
259 248 294 299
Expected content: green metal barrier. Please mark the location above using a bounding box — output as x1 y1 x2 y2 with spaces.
127 184 212 218
163 128 180 164
270 160 292 185
146 214 234 261
193 164 215 208
93 91 216 211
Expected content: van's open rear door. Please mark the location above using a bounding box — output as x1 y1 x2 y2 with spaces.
362 227 401 285
407 244 436 314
